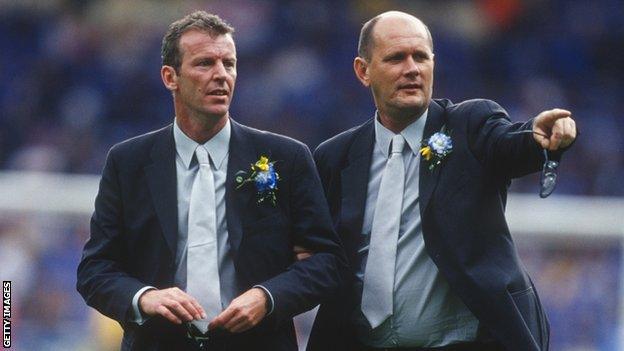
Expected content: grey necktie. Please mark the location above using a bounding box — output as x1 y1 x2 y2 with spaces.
186 145 221 333
361 134 405 329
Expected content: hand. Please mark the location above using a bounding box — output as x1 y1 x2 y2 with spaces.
209 287 268 333
138 287 206 324
293 245 313 261
532 108 576 151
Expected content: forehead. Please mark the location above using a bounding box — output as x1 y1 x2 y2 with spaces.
372 16 431 54
179 30 236 60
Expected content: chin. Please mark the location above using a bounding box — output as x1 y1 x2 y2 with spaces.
393 93 424 105
394 100 426 112
202 107 229 118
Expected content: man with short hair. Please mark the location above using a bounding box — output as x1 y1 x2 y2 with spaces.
77 11 345 351
308 11 576 351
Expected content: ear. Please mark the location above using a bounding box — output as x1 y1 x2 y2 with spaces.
161 65 178 92
353 57 370 87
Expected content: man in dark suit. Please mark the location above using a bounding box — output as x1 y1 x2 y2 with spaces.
308 11 576 351
76 11 345 351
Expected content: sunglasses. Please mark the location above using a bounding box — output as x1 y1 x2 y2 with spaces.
509 130 559 198
185 322 230 350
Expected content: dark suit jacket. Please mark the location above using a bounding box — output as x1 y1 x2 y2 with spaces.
77 120 346 351
308 99 555 351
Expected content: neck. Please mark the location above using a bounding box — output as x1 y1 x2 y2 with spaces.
378 108 424 134
176 110 228 144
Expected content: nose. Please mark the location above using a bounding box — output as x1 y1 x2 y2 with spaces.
404 56 420 78
213 61 227 81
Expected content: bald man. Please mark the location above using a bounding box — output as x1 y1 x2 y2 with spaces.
307 11 575 351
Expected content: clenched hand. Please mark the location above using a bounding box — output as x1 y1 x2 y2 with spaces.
532 108 577 151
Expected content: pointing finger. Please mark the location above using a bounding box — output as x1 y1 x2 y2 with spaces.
536 108 572 126
546 108 571 120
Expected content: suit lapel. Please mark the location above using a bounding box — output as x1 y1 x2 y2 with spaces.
225 120 256 255
419 101 446 217
145 125 178 255
340 120 375 265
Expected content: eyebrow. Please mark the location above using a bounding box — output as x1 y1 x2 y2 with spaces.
191 54 237 62
383 47 431 59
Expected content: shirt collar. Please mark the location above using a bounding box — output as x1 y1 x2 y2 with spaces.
374 109 428 157
173 118 231 170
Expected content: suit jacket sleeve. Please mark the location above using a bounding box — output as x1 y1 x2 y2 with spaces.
259 143 347 325
467 100 552 179
76 147 146 323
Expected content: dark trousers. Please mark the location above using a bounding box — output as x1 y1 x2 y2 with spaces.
356 340 505 351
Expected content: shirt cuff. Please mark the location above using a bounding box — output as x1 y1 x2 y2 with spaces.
253 285 275 315
131 286 156 325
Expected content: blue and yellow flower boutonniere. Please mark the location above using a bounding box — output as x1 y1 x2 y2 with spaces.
235 156 280 206
420 127 453 171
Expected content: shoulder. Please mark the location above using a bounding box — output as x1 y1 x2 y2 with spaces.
314 119 374 163
438 98 506 119
435 99 510 132
107 124 172 164
235 121 309 156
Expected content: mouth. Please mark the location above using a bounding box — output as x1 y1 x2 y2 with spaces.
398 83 422 90
207 88 229 96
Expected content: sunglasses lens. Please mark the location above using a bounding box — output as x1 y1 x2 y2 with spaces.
539 161 559 198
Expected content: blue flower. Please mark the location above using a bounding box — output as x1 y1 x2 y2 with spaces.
255 164 278 192
420 127 453 171
236 156 280 206
428 132 453 155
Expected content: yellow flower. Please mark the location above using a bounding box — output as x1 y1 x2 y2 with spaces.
253 156 270 171
419 146 432 161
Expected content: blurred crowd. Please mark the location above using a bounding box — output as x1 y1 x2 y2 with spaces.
1 0 623 350
0 0 622 195
518 238 621 351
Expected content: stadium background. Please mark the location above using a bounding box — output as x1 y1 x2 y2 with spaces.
0 0 623 350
